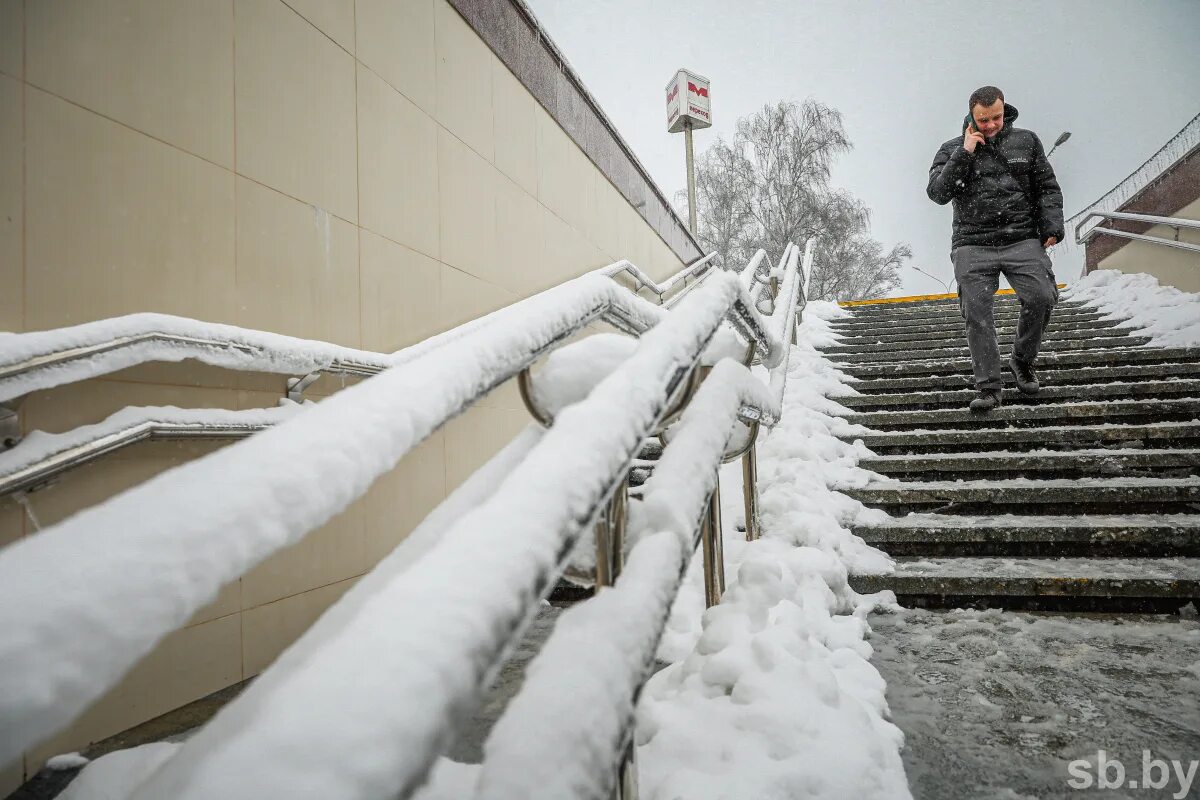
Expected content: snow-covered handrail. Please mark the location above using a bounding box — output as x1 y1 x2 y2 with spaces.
0 276 663 406
477 361 774 800
0 405 301 497
0 262 786 769
600 252 719 303
0 315 393 405
768 240 813 410
1074 210 1200 256
123 273 759 800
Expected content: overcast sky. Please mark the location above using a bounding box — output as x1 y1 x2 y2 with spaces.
525 0 1200 296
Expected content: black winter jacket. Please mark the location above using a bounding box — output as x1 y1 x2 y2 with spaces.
927 103 1065 251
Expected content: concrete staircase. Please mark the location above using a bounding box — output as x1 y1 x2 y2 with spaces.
832 294 1200 612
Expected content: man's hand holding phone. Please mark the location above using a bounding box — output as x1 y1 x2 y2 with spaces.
963 121 985 153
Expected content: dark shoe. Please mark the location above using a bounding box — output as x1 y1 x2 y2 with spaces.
969 389 1003 413
1008 357 1040 395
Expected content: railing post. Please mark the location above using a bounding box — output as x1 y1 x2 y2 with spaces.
0 401 20 450
614 737 639 800
741 441 760 541
595 475 628 589
701 478 725 607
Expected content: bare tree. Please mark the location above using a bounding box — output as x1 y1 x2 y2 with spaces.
689 99 908 300
807 193 908 301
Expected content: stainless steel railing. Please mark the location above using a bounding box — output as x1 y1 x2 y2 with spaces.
1074 210 1200 255
0 241 811 799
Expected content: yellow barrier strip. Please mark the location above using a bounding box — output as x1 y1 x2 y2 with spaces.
839 285 1066 308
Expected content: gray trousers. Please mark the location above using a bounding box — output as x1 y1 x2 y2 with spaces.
952 238 1058 391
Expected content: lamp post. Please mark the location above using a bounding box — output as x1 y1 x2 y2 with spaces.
666 69 711 235
911 265 955 293
1047 131 1072 158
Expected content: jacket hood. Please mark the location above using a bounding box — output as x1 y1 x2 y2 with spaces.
962 102 1019 136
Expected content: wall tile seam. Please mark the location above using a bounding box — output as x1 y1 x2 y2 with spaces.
278 0 355 61
242 572 367 615
352 0 364 354
15 42 655 306
16 77 239 175
21 94 365 307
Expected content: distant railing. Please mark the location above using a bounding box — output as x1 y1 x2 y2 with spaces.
1074 210 1200 255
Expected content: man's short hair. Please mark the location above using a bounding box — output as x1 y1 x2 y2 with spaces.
969 86 1005 112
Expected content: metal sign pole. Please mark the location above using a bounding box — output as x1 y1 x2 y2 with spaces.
684 120 697 235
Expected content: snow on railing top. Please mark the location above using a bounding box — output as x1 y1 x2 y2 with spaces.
769 241 812 410
124 273 759 800
478 360 774 800
0 248 795 772
0 256 724 406
0 404 303 497
600 252 719 302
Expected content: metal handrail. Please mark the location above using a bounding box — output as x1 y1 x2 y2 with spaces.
0 406 297 497
0 241 812 799
601 252 720 303
0 249 792 771
1075 210 1200 255
122 264 795 800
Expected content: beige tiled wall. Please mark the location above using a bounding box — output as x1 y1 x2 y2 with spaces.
1096 197 1200 293
0 0 687 790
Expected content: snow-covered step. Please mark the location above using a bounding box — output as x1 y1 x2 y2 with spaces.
837 305 1100 327
837 346 1200 379
823 332 1149 357
845 420 1200 455
828 324 1139 350
846 397 1200 432
859 448 1200 480
842 298 1087 318
841 360 1200 393
826 338 1152 365
836 378 1200 411
849 556 1200 612
829 313 1120 338
852 513 1200 557
845 476 1200 515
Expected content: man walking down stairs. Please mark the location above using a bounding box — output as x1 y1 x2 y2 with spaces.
822 291 1200 797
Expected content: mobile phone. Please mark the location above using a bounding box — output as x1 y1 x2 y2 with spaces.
968 118 980 134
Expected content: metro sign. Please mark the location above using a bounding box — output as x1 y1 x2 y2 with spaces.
666 69 711 133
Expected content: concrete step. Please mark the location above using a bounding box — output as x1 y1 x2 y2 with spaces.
839 304 1094 326
832 312 1108 336
841 360 1200 393
828 325 1140 351
845 397 1200 432
824 331 1146 357
860 448 1200 479
848 556 1200 612
843 298 1086 317
829 313 1120 338
845 476 1200 515
835 378 1200 411
826 337 1152 365
836 346 1200 379
844 420 1200 455
852 513 1200 557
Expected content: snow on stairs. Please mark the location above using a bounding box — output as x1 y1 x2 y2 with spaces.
829 294 1200 612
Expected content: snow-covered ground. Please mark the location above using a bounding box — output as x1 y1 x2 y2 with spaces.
871 608 1200 800
1063 269 1200 348
633 301 909 800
